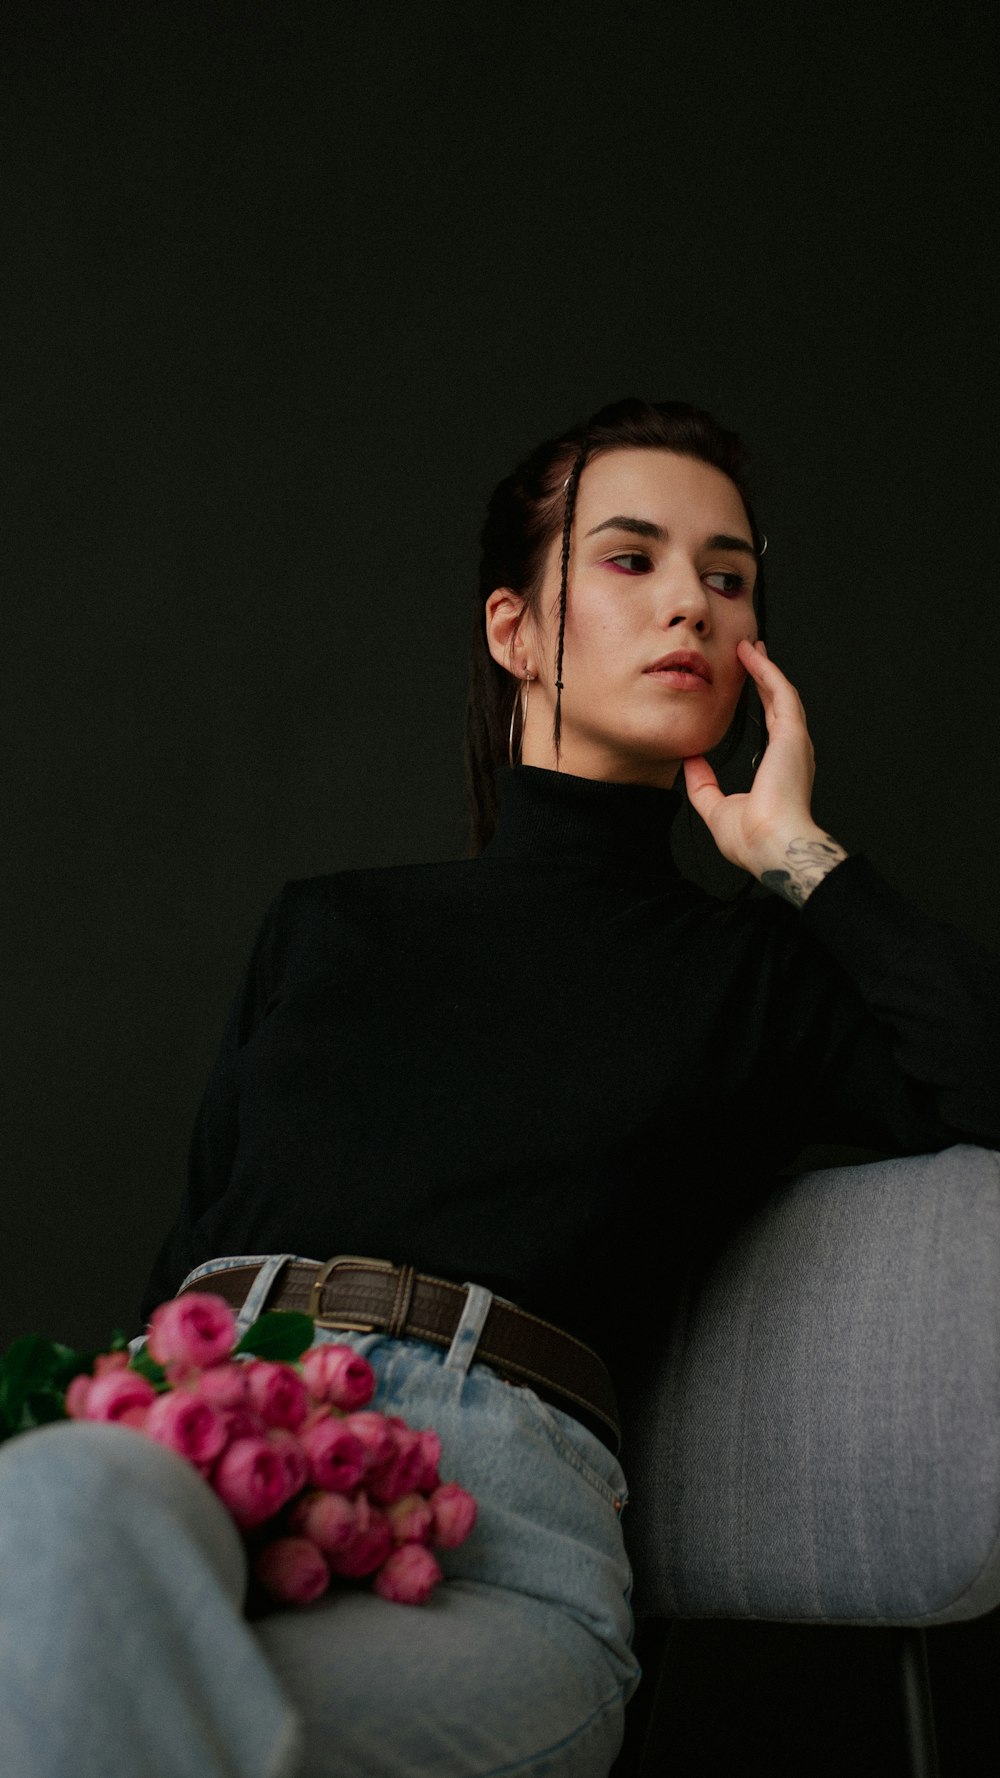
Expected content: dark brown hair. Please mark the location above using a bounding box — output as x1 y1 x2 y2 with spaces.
463 396 769 858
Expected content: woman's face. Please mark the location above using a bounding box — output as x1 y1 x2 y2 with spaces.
486 448 760 788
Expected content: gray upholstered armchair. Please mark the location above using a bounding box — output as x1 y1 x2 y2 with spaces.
613 1144 1000 1777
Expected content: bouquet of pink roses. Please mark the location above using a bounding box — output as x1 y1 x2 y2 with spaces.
0 1292 476 1613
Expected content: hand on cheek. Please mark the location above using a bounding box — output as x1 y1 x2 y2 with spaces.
684 637 826 881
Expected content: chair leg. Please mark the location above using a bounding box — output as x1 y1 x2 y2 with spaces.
608 1618 674 1778
899 1626 941 1778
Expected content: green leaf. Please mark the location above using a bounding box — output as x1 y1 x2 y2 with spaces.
0 1335 66 1390
17 1388 70 1432
48 1344 99 1390
0 1337 69 1437
127 1347 168 1388
0 1325 169 1446
234 1311 315 1362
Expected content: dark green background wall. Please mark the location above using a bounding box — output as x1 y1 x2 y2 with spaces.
4 4 998 1769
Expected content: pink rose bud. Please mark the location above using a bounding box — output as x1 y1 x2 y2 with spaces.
301 1344 376 1410
342 1411 395 1474
147 1294 238 1371
299 1418 367 1494
302 1402 337 1431
430 1482 478 1549
164 1358 201 1387
191 1363 251 1410
219 1405 269 1442
144 1390 229 1469
290 1489 361 1555
244 1360 310 1432
366 1425 428 1505
212 1435 297 1528
255 1536 330 1606
395 1427 433 1496
385 1492 434 1545
83 1370 158 1429
65 1374 94 1418
93 1351 130 1377
328 1501 393 1577
267 1427 310 1497
373 1543 443 1605
413 1429 442 1494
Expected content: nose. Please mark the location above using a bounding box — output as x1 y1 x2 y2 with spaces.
659 565 712 634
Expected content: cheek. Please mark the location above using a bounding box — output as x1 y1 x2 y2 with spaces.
720 645 753 702
732 623 759 670
569 605 633 658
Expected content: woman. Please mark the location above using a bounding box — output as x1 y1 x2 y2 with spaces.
3 397 999 1778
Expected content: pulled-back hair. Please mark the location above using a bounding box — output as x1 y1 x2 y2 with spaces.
463 396 769 858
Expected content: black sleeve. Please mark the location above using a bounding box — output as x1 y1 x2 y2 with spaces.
138 892 285 1322
765 852 1000 1157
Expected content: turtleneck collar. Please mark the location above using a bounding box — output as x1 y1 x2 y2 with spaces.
479 763 684 875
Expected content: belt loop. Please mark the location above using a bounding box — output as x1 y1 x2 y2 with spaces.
235 1254 297 1335
442 1283 494 1377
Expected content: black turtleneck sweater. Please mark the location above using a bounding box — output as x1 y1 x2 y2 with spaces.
141 765 1000 1379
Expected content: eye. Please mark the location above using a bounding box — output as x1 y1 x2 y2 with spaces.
704 571 748 598
605 552 654 574
605 554 749 597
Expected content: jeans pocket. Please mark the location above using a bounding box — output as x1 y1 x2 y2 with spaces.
510 1382 629 1513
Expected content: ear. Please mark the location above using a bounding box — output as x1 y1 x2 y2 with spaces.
485 587 533 677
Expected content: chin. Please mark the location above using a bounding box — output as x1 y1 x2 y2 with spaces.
649 726 727 761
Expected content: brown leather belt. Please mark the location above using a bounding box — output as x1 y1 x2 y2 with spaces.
179 1256 621 1456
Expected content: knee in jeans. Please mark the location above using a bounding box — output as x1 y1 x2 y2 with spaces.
0 1418 247 1602
0 1420 193 1529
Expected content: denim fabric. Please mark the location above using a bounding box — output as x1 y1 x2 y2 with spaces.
1 1254 640 1778
0 1420 301 1778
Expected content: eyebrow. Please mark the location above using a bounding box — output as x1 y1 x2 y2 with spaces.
585 515 759 561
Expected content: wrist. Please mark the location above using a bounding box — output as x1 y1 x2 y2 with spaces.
753 824 850 908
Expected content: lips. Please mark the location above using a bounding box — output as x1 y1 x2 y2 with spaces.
644 650 712 683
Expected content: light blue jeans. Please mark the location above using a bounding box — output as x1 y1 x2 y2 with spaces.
0 1254 640 1778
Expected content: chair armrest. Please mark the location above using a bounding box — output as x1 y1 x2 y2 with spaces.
620 1145 1000 1626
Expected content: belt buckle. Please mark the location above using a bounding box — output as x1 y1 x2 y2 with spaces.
307 1254 395 1332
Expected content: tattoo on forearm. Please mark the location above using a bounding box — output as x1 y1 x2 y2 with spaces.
760 835 849 908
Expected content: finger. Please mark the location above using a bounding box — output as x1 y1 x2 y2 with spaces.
739 639 780 676
739 645 806 719
738 641 778 692
682 754 726 817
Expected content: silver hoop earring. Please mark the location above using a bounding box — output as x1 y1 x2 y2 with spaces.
749 711 763 772
759 533 768 556
508 672 534 768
